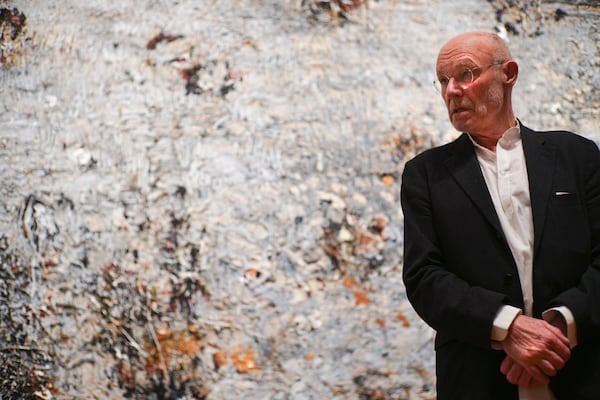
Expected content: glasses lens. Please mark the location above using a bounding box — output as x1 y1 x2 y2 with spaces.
433 79 442 93
457 69 474 84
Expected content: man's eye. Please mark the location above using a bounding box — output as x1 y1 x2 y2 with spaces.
439 77 449 86
458 69 472 82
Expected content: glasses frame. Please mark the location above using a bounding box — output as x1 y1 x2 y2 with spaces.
433 61 505 94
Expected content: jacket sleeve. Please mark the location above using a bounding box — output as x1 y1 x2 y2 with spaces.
401 156 510 349
549 138 600 344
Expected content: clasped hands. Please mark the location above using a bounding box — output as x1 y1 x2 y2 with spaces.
499 315 571 387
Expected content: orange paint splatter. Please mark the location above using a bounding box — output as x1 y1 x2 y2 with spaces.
396 312 411 327
354 289 370 306
213 351 227 370
231 346 259 373
343 275 359 289
382 175 394 187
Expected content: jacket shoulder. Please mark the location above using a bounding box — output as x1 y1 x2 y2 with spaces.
522 125 599 149
403 134 468 169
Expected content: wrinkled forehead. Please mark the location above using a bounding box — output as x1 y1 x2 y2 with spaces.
436 36 495 73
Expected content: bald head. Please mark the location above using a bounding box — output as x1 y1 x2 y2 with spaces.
438 31 512 67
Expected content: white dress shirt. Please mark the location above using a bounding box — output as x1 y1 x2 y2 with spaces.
470 124 576 400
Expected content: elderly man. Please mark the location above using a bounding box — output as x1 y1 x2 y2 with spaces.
401 31 600 399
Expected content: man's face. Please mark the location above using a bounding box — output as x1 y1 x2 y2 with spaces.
436 43 506 136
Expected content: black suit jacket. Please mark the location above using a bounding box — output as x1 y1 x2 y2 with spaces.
401 124 600 399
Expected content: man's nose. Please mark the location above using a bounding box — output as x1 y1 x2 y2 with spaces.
443 78 464 104
445 77 463 98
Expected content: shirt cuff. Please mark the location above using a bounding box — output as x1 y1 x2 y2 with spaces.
491 305 522 342
542 306 578 348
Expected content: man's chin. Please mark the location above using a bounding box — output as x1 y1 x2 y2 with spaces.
450 118 469 133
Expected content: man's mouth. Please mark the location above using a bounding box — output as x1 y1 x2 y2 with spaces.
451 107 470 118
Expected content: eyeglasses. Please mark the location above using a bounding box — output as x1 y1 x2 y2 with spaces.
433 61 505 93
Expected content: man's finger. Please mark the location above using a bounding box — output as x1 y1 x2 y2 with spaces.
538 359 558 377
517 370 533 387
525 365 550 385
500 356 512 375
547 322 570 346
505 363 523 385
551 340 571 363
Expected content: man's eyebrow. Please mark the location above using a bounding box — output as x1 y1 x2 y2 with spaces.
438 61 478 74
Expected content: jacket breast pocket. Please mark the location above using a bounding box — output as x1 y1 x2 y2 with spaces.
551 192 580 206
546 190 589 255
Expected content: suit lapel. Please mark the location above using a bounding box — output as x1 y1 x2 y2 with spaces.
521 126 557 256
444 134 505 238
443 127 557 261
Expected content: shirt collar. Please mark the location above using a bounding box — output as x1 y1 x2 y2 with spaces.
468 120 521 156
498 121 521 150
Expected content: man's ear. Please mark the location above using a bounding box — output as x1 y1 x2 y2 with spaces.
504 60 519 86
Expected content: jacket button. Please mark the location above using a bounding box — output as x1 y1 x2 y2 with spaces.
503 274 513 286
